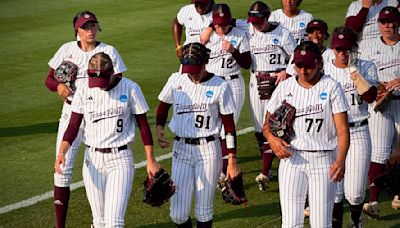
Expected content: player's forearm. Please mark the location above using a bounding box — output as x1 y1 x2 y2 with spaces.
135 113 153 146
156 101 172 127
172 18 183 48
334 112 350 162
345 8 369 33
221 113 237 154
45 68 59 92
144 145 157 163
59 141 71 156
262 112 274 140
62 112 83 145
232 51 251 69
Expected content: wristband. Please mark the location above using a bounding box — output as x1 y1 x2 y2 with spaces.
175 45 182 51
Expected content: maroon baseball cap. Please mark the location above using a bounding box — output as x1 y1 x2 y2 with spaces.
181 64 204 74
331 32 354 50
74 13 98 30
293 49 321 68
213 11 231 26
87 69 113 88
378 6 400 23
306 19 329 36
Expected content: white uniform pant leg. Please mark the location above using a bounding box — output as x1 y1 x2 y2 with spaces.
307 151 336 228
344 125 371 205
194 140 221 222
103 148 134 228
54 103 84 187
279 153 308 228
249 73 268 133
83 147 106 227
170 140 195 224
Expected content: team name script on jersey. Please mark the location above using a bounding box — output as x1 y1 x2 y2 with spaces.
176 103 207 114
342 82 356 92
89 107 124 122
376 58 400 71
295 103 324 117
251 45 279 54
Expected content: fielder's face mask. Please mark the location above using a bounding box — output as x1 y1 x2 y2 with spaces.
87 69 113 89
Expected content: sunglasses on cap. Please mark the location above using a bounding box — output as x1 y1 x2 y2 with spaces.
87 69 113 78
181 58 204 65
248 11 266 18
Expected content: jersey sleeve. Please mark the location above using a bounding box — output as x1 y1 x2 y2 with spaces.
48 43 68 69
330 81 350 114
282 31 297 58
71 88 85 114
108 47 127 74
176 5 187 25
129 82 150 115
265 82 284 114
235 19 251 33
218 82 236 115
158 73 177 104
362 60 379 86
345 1 361 18
237 32 250 54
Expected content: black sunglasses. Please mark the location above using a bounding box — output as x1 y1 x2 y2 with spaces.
181 58 204 65
248 11 265 18
87 69 112 78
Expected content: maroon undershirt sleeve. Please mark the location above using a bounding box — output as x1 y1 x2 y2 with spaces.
135 113 153 146
62 112 83 145
345 7 369 33
45 68 59 92
361 86 378 103
221 113 237 154
232 50 251 69
156 101 172 127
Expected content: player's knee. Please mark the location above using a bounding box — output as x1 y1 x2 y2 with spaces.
54 172 73 187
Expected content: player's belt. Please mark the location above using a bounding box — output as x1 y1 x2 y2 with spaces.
220 75 239 80
174 136 215 145
251 70 276 74
87 145 128 153
65 99 72 105
348 119 368 128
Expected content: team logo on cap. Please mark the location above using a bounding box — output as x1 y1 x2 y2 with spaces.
119 95 128 102
300 50 307 55
339 34 345 39
313 21 319 25
320 92 328 100
206 90 214 98
219 12 224 17
299 22 305 27
273 38 279 45
385 10 390 14
84 14 90 18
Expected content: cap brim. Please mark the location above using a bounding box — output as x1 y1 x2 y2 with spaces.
247 16 265 24
181 64 203 75
293 58 318 68
213 18 231 27
89 77 110 88
331 40 352 50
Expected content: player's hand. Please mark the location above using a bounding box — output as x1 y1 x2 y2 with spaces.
268 135 291 159
54 153 66 174
156 125 171 148
385 78 400 91
57 83 73 98
275 70 289 85
222 40 235 53
146 159 161 177
200 27 213 45
226 156 240 179
329 159 345 182
362 0 373 8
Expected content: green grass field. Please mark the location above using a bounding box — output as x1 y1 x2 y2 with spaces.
0 0 399 227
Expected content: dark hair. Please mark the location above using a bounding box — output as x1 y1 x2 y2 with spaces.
249 1 271 18
296 0 303 7
73 11 101 35
182 42 211 64
213 3 231 15
332 26 359 51
88 52 114 73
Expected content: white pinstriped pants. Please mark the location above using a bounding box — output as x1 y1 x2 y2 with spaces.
54 102 84 187
335 125 371 205
249 72 270 132
83 147 134 228
279 149 336 228
169 138 221 224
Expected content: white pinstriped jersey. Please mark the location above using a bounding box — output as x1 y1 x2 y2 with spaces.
346 0 398 40
266 75 349 150
324 59 378 122
269 9 313 44
176 4 213 45
48 41 127 100
235 20 297 72
286 47 335 76
158 73 235 138
71 78 149 148
205 27 250 76
359 37 400 84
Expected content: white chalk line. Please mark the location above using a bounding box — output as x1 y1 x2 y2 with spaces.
0 127 255 215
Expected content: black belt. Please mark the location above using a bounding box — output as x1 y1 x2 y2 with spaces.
65 99 72 105
174 136 215 145
219 75 239 80
88 145 128 153
251 70 276 74
349 119 368 128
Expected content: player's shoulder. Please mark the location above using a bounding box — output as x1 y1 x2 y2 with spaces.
58 41 79 51
270 9 283 18
178 4 195 14
346 1 362 15
230 27 248 38
96 42 117 52
319 74 342 89
298 10 313 20
356 59 376 70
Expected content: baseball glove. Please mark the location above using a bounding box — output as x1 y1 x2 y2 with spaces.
143 168 176 207
374 83 392 112
221 173 248 206
256 73 277 100
54 61 78 91
374 164 400 196
269 100 296 143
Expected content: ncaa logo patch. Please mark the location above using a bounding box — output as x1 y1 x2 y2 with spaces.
119 95 128 102
320 92 328 100
299 22 305 27
206 90 214 98
230 40 237 46
273 38 279 45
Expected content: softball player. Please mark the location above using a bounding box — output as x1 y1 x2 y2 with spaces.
172 0 214 60
45 11 126 228
156 43 240 228
358 6 400 219
325 27 378 228
235 1 297 191
203 3 251 187
54 52 160 227
345 0 398 47
269 0 313 44
263 41 350 228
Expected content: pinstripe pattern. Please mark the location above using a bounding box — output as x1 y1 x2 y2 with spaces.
49 41 127 187
83 146 134 227
176 4 213 45
269 9 314 44
346 0 398 43
71 77 147 227
359 37 400 164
